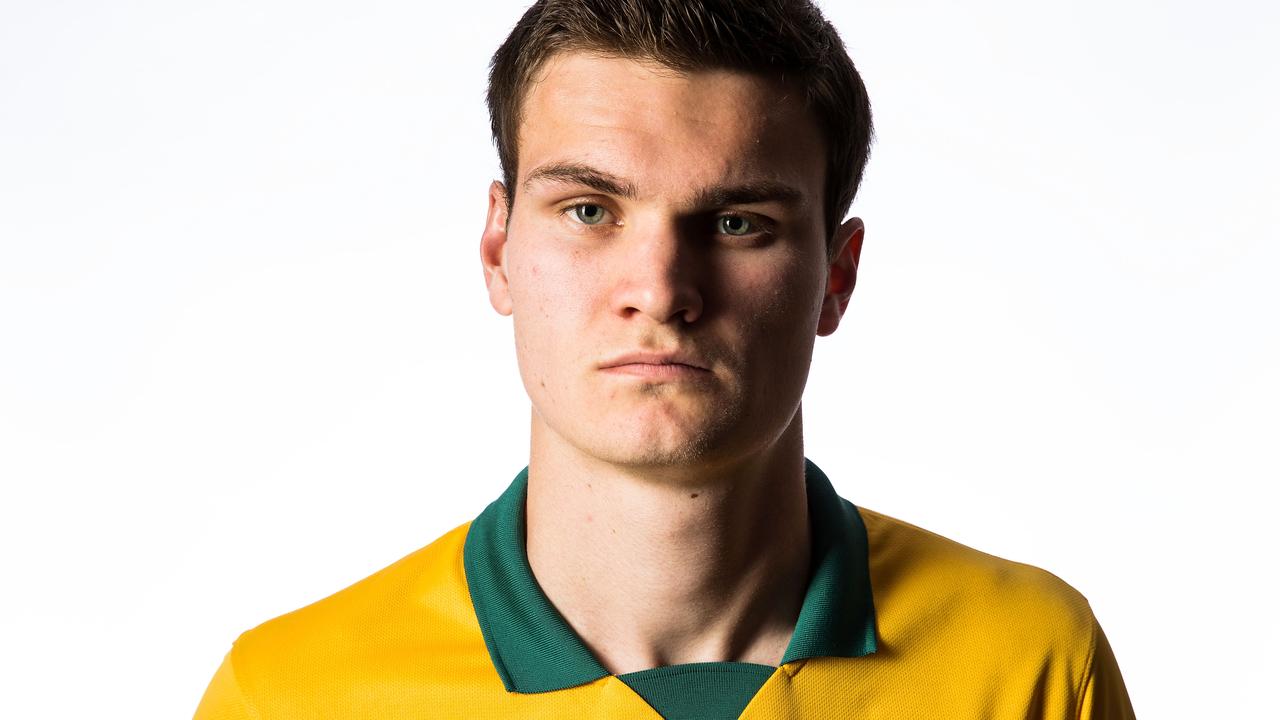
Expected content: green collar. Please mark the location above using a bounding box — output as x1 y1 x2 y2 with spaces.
462 458 878 694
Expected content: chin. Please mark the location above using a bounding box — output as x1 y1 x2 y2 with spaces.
576 416 747 471
591 442 717 470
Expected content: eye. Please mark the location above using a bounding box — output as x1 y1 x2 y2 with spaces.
572 203 610 225
717 215 754 236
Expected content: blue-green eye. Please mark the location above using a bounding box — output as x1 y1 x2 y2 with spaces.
718 215 753 236
573 204 608 225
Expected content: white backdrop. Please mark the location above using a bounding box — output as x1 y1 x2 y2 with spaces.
1 1 1276 717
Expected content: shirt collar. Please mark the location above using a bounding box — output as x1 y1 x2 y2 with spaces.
462 457 878 694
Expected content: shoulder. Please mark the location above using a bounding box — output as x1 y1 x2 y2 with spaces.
857 505 1097 665
787 503 1129 716
232 520 475 652
221 521 487 708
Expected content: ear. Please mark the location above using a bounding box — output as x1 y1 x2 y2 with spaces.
480 180 514 316
816 216 864 337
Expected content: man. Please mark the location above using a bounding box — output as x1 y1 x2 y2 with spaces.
195 1 1135 718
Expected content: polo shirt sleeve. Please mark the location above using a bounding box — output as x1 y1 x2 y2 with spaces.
1077 617 1136 720
193 649 259 720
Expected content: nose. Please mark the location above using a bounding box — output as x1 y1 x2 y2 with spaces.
611 219 704 325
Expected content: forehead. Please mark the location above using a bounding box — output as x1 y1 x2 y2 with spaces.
516 52 826 201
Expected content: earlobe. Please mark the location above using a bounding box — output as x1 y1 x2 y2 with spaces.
480 181 514 316
816 217 864 337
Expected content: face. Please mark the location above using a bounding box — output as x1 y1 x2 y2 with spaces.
481 52 862 472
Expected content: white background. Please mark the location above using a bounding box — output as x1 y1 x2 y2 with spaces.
1 1 1276 717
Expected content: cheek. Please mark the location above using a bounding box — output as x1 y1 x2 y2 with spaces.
506 242 603 376
509 249 597 325
724 251 824 331
723 256 826 389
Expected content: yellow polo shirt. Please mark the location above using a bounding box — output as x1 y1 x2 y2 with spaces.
194 459 1135 719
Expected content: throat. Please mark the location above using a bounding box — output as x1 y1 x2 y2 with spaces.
524 451 811 674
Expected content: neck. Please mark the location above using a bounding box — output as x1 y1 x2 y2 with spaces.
524 412 811 675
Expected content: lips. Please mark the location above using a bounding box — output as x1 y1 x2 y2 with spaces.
599 351 710 371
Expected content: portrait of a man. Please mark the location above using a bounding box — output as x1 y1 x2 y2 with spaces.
193 1 1135 717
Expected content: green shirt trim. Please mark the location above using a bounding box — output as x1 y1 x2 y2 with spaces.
618 662 776 720
461 463 609 693
780 458 879 663
462 457 878 695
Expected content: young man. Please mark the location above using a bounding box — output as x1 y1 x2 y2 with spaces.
195 1 1135 718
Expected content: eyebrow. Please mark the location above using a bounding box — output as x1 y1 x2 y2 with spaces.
521 161 806 209
522 162 638 199
692 180 805 209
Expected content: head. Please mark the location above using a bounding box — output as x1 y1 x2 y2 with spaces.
479 0 873 474
487 0 873 254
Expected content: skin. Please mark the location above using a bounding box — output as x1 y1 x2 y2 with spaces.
479 52 864 673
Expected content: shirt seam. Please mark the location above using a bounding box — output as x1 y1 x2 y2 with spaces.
461 520 518 691
621 665 778 679
1072 614 1101 720
780 659 808 679
227 641 265 720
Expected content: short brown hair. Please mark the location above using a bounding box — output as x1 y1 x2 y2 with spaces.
486 0 873 247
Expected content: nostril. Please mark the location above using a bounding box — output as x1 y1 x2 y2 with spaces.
617 283 703 325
